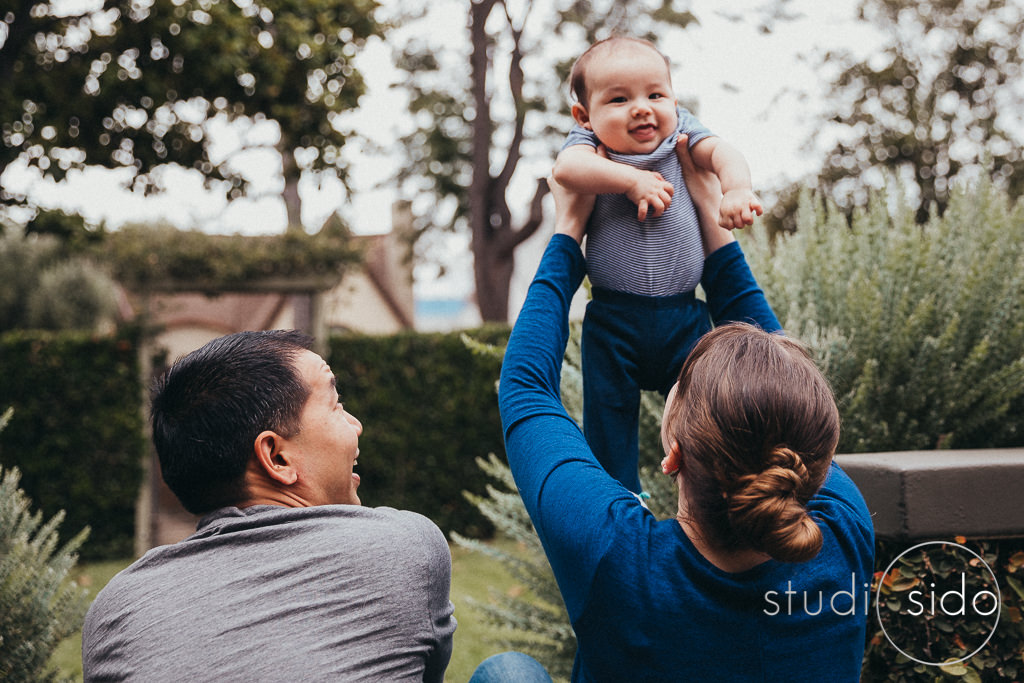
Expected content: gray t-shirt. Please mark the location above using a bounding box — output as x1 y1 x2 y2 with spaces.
83 504 456 682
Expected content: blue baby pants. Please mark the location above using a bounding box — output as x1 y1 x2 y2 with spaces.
581 288 711 493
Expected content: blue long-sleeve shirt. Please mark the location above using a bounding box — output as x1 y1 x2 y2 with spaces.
499 234 873 682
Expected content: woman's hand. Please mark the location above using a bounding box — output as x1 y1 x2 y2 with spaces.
548 175 595 245
676 134 736 255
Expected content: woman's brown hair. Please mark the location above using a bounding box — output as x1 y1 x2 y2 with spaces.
663 323 839 563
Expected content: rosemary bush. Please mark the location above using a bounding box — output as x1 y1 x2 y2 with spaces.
0 409 91 683
742 180 1024 453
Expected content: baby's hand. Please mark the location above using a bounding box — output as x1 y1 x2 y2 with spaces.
719 189 763 229
627 170 674 221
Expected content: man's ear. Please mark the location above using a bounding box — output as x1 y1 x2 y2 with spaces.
254 430 298 486
571 102 593 130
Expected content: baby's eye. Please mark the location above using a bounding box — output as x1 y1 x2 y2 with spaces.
610 96 628 104
649 93 665 100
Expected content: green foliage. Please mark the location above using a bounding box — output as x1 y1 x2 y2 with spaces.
0 463 91 683
452 455 577 681
27 259 120 332
0 231 119 333
327 325 511 538
865 539 1024 682
744 180 1024 453
1 0 382 224
806 0 1023 227
0 330 145 560
0 233 61 330
96 222 359 290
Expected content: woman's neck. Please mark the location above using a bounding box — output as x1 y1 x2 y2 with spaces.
676 504 771 574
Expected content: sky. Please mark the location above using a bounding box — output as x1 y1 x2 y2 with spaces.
2 0 878 313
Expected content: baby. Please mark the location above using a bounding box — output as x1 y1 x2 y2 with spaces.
552 36 762 493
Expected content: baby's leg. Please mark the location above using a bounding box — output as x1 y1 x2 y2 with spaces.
582 301 643 493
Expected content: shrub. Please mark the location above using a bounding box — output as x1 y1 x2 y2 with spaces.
866 538 1024 682
0 233 62 331
742 180 1024 453
0 330 144 560
98 222 359 289
26 259 120 332
0 450 91 682
0 231 120 334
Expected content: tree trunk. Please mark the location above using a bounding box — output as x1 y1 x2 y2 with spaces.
473 233 515 322
468 0 548 322
281 146 303 232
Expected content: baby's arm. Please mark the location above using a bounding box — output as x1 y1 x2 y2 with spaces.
554 144 673 221
688 137 763 230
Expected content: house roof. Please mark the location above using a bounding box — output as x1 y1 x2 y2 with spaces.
145 292 291 335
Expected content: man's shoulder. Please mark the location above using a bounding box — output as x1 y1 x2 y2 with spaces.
85 506 448 617
347 505 446 540
293 505 449 555
202 503 439 532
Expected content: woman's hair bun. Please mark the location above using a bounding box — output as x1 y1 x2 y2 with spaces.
726 446 823 563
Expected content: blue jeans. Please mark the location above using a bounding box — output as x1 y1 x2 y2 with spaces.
469 652 553 683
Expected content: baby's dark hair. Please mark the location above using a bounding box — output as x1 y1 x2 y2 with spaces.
569 35 671 107
664 323 839 563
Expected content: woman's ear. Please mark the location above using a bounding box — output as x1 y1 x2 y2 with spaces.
571 102 593 130
253 430 298 485
661 440 682 476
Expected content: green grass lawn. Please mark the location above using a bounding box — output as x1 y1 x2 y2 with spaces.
52 559 134 682
52 537 532 683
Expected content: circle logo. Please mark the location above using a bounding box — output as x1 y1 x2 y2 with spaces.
875 541 1001 666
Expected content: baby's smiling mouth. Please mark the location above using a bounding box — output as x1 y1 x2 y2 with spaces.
631 123 657 138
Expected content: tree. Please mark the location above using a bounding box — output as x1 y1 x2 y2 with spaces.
1 0 382 230
809 0 1024 225
392 0 697 322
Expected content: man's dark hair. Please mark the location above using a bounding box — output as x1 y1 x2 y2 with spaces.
151 330 315 514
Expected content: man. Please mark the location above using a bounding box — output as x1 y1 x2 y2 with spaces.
83 330 456 682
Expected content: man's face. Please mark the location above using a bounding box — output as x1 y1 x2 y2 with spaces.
286 349 363 506
575 44 678 155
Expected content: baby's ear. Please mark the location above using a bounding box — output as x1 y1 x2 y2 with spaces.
571 102 593 130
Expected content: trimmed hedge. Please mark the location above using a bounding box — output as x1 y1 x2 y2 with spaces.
0 329 144 560
328 325 510 538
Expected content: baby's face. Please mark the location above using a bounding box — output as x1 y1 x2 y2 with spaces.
575 44 678 155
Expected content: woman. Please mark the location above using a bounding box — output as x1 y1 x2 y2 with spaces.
482 147 874 681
